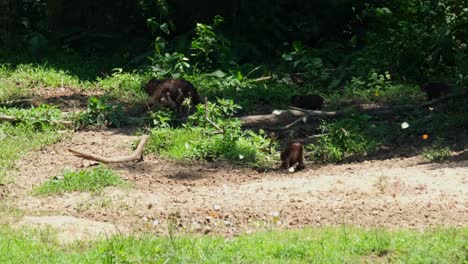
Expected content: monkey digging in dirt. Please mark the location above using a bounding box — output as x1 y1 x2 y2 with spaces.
140 78 201 114
281 142 305 173
420 82 449 101
291 94 324 110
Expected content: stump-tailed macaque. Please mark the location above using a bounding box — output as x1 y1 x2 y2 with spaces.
280 142 305 172
420 82 449 101
291 94 324 110
140 78 201 114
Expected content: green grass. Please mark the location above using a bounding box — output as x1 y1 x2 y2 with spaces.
33 166 129 196
147 126 276 169
0 226 466 263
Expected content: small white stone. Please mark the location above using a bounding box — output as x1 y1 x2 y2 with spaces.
152 219 159 227
401 122 409 129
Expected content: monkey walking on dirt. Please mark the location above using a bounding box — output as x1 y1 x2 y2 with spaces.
280 142 305 173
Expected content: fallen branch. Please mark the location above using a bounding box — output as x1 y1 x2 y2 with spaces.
269 115 310 131
68 135 150 164
253 76 272 82
240 92 461 128
0 114 74 128
239 109 307 127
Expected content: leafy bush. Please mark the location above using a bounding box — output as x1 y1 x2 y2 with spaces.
33 165 128 195
423 146 451 162
308 116 377 162
146 99 276 169
75 96 126 128
190 15 229 69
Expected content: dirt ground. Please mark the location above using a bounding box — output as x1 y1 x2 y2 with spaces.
4 127 467 243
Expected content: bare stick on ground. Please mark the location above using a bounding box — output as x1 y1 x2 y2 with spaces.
68 135 150 164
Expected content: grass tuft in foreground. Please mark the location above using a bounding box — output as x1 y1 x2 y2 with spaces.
0 226 466 263
33 165 129 195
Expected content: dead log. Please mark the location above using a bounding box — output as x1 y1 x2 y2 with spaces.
239 109 307 127
240 92 460 128
0 114 74 128
68 135 150 163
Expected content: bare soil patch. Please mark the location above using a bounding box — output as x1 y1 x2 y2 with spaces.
4 128 467 242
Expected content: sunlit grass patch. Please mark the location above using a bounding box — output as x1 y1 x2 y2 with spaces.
33 165 129 195
0 226 466 263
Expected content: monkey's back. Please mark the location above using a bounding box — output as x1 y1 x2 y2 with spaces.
144 78 201 105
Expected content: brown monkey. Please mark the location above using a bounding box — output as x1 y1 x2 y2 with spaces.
140 78 201 114
280 142 305 172
291 94 324 110
420 82 449 101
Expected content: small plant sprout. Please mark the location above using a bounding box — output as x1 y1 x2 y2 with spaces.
401 122 409 129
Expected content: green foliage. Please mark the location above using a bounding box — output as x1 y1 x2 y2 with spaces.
0 104 65 131
0 226 466 263
190 15 229 69
308 116 378 162
146 99 275 169
33 165 128 195
282 41 346 91
423 139 452 162
149 49 191 78
351 1 467 81
96 69 147 103
148 108 174 129
423 146 451 162
345 70 392 99
75 96 126 128
145 0 174 36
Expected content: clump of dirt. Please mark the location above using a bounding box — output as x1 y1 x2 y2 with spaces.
4 127 468 243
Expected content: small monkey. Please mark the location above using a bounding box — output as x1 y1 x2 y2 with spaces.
291 94 324 110
280 142 305 172
139 78 201 114
420 82 449 101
